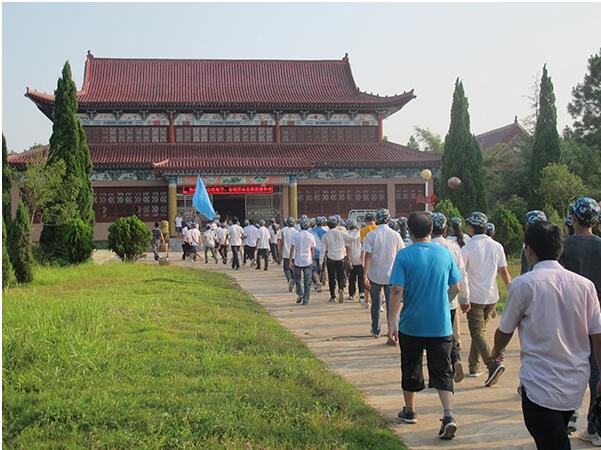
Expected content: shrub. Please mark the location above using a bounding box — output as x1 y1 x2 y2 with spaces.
433 199 463 222
65 218 94 264
8 201 34 283
490 206 523 256
108 216 151 262
502 195 528 228
39 224 69 265
3 218 16 288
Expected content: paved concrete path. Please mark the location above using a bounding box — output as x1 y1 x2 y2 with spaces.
95 250 595 449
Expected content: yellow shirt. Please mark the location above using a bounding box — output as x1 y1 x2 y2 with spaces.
359 224 377 243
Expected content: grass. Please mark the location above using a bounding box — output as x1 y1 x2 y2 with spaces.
3 263 405 450
495 257 521 312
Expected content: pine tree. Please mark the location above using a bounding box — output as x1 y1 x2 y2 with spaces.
2 134 11 226
528 65 561 207
3 218 16 288
440 79 486 215
8 201 34 283
407 135 420 150
41 62 95 259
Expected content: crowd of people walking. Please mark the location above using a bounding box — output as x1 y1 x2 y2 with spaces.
169 197 601 449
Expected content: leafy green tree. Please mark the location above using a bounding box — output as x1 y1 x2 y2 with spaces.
528 65 561 207
414 127 444 153
538 163 587 214
501 195 528 229
433 199 463 222
407 135 420 150
41 62 95 260
8 201 34 283
108 216 152 262
440 79 486 215
3 218 16 288
3 134 12 226
568 48 601 151
490 206 523 256
560 136 601 199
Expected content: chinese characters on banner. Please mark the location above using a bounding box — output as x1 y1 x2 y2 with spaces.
182 185 274 195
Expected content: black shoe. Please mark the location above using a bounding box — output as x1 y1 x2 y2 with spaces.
255 267 261 270
264 268 268 271
397 407 417 424
296 296 303 304
485 362 505 387
438 415 457 440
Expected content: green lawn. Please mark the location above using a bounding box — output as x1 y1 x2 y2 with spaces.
3 263 404 450
496 258 521 312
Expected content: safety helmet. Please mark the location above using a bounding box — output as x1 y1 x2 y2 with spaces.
525 210 547 225
431 212 447 230
467 212 488 227
570 197 601 226
375 208 391 225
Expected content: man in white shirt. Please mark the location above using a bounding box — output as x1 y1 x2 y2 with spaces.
181 222 190 260
216 223 229 264
228 218 244 270
492 220 601 450
255 220 271 271
175 213 183 238
345 220 364 302
321 215 355 303
186 223 202 262
431 212 471 382
363 208 405 342
242 220 257 266
268 219 281 264
203 224 218 264
461 211 511 386
278 217 299 292
290 218 316 305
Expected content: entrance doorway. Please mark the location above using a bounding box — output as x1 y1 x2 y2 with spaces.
212 195 245 222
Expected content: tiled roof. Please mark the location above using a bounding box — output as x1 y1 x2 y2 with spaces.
25 53 415 112
476 120 529 152
8 142 440 174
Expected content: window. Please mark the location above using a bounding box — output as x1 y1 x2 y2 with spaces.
93 186 168 222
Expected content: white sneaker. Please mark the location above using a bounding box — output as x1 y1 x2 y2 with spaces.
380 304 385 312
347 295 355 302
579 430 601 446
288 278 294 292
316 282 322 293
338 289 345 303
359 299 369 309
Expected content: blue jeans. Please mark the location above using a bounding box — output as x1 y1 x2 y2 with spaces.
370 281 391 335
295 265 313 303
283 258 292 282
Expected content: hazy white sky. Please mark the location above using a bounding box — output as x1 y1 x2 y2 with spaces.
2 2 601 152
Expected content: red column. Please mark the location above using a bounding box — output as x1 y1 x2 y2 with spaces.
168 111 175 143
274 112 281 143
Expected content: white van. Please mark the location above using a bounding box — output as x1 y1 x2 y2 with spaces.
347 209 378 227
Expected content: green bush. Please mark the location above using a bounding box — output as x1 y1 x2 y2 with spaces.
3 218 16 288
8 201 34 283
490 206 523 256
108 216 151 262
502 195 528 228
433 199 463 222
39 223 69 265
65 218 94 264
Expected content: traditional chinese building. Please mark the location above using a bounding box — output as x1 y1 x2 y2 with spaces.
12 52 440 239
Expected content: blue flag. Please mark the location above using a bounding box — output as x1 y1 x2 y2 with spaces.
192 176 216 220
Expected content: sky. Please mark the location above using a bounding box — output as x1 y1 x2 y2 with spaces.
2 2 601 152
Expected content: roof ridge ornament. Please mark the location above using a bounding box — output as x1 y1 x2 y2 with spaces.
87 50 94 59
343 53 349 61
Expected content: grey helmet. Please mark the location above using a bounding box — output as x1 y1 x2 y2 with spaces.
467 212 488 227
375 208 391 225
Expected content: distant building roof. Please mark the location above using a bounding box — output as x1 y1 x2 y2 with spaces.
476 117 529 152
8 141 441 175
26 52 415 116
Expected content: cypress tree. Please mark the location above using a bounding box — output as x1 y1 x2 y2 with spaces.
8 201 34 283
41 62 95 258
2 134 11 225
3 218 16 288
440 79 486 215
528 65 561 207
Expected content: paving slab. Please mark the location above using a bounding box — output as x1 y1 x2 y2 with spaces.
97 250 596 449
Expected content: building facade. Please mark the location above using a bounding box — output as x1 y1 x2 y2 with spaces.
13 52 440 239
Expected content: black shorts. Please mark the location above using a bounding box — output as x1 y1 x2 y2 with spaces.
176 226 182 232
398 332 453 393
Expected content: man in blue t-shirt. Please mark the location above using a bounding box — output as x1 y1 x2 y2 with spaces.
388 211 462 440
